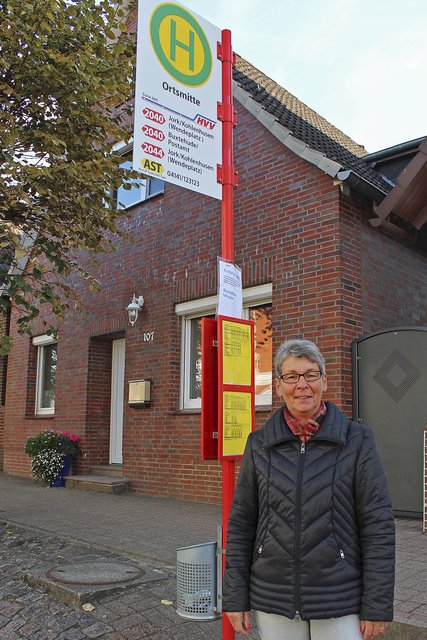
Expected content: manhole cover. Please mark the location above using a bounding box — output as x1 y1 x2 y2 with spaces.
46 562 145 585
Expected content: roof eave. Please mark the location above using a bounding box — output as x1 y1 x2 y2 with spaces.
233 81 343 179
234 81 392 202
369 138 427 234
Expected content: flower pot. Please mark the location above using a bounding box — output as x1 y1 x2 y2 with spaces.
50 454 73 487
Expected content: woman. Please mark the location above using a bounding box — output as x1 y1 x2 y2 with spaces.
223 339 395 640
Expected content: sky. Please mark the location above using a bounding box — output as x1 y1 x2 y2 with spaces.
181 0 426 154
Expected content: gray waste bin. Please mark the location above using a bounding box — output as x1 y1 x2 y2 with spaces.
176 541 219 620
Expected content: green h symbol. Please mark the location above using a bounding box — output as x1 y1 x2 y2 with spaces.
169 19 195 71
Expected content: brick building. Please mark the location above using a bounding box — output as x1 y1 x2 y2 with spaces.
1 55 426 503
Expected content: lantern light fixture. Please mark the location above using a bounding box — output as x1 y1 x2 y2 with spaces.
126 294 144 326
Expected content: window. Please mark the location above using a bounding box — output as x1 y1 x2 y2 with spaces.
33 335 57 415
250 304 273 399
116 157 164 209
183 314 214 407
176 284 273 409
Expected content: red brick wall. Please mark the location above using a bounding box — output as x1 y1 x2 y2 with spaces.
0 310 7 470
3 324 33 476
231 105 366 414
361 225 427 332
118 105 360 500
3 101 427 502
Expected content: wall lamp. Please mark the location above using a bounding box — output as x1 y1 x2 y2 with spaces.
126 294 144 326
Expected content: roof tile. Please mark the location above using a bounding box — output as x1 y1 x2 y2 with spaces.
234 55 392 196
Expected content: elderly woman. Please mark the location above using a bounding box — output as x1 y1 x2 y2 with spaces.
223 339 395 640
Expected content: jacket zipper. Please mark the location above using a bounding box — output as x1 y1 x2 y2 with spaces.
294 441 306 619
256 448 271 559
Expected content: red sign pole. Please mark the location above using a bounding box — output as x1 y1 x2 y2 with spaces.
217 28 238 640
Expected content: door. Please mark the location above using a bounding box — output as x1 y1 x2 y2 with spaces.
110 339 126 464
354 328 427 516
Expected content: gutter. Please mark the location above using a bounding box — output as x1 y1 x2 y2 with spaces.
369 215 416 244
336 169 389 203
363 136 427 163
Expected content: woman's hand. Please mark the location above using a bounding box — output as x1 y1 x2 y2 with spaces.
226 611 251 635
360 620 389 639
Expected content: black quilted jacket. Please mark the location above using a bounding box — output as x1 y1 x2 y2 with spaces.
222 402 395 621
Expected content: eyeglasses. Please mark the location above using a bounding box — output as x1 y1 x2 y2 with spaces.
279 371 322 384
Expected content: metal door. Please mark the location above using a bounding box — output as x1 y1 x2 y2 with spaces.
353 328 427 517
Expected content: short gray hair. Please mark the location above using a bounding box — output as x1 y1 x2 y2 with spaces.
274 339 326 378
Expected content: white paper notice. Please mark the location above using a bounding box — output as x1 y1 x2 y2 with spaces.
217 259 243 319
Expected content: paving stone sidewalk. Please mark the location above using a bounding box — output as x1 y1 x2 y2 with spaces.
1 519 426 640
0 522 262 640
0 472 426 639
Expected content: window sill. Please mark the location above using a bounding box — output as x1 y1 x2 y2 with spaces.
123 189 164 211
171 409 202 415
172 405 272 416
255 405 273 413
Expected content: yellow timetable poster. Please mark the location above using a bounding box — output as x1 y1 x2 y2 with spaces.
222 320 252 386
222 391 252 456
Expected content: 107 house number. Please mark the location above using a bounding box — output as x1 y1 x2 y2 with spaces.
143 331 154 342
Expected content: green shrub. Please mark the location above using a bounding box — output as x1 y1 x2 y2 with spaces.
25 430 80 458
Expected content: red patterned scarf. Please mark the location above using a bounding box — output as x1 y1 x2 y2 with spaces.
284 402 327 443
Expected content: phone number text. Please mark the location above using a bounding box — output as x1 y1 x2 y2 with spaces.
166 171 200 187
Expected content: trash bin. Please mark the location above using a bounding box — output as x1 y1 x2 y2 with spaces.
176 541 219 620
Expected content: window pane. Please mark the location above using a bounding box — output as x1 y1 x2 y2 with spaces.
189 317 203 399
148 177 164 197
40 344 57 409
117 159 145 209
188 315 215 401
250 305 272 398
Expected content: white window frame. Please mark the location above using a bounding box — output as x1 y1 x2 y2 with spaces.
33 334 57 415
176 283 273 410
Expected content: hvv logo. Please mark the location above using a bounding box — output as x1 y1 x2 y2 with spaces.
150 3 212 87
196 116 216 129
